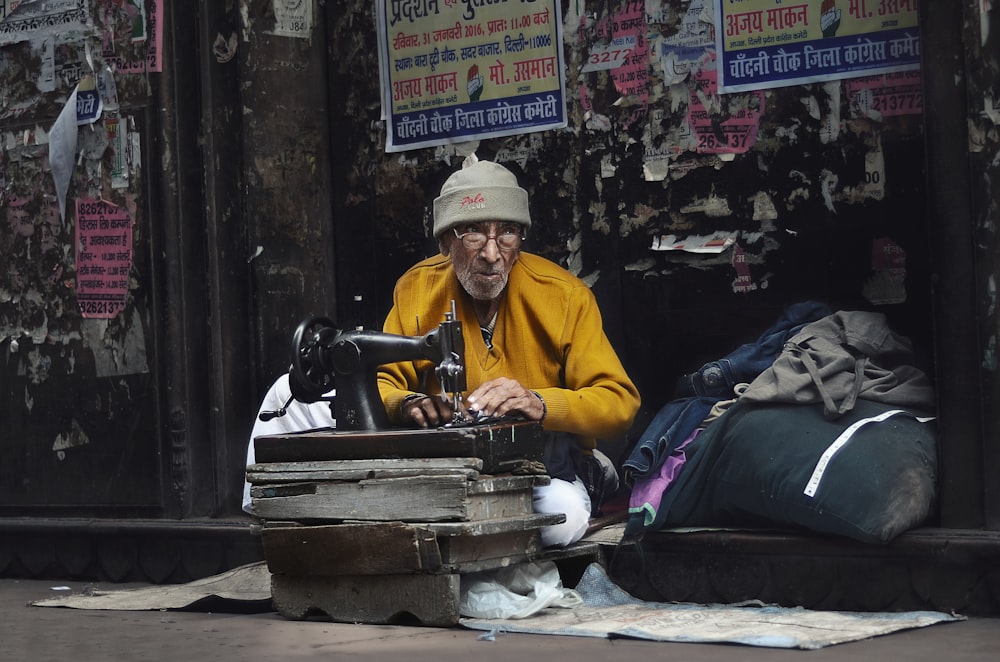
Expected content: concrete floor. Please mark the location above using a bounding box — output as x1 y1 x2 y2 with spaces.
4 577 999 661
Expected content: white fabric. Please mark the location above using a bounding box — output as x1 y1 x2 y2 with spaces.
460 563 965 649
533 477 591 547
242 374 335 513
459 560 582 619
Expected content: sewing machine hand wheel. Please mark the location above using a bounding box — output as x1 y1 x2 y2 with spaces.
290 316 339 401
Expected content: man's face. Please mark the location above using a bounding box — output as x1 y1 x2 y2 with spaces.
441 221 523 301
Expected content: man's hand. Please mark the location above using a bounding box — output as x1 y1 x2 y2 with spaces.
466 377 545 421
401 393 455 429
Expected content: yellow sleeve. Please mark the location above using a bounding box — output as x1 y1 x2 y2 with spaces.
533 286 640 443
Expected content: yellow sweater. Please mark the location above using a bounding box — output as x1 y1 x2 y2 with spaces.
377 252 640 449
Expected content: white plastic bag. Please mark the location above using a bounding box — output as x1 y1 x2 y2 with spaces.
459 560 583 619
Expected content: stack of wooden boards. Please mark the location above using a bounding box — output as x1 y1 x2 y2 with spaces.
248 421 598 625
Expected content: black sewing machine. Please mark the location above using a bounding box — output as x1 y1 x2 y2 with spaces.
287 301 467 431
254 301 543 473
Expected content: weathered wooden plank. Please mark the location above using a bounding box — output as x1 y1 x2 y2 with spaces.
271 572 462 626
251 474 471 521
466 474 549 492
251 457 484 473
437 528 542 566
443 541 601 577
248 466 479 483
424 513 565 537
250 474 542 522
262 520 562 576
247 457 483 483
247 468 477 483
465 485 534 520
465 474 549 519
262 522 443 575
254 421 544 473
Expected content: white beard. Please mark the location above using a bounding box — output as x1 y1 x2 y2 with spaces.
457 269 508 301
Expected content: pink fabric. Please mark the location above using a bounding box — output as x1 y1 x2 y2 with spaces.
628 428 701 522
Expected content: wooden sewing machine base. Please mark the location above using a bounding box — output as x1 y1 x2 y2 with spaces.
249 421 597 625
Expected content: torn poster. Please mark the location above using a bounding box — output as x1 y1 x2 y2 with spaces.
76 74 103 125
581 34 636 73
0 0 87 47
75 198 133 319
603 2 649 104
651 231 737 253
49 86 79 223
690 53 764 154
267 0 313 39
847 69 923 120
731 244 759 293
654 0 714 85
863 236 907 305
103 0 164 74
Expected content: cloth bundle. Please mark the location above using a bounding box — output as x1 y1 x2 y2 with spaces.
625 307 937 544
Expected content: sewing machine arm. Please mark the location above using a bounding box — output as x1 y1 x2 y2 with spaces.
289 313 465 431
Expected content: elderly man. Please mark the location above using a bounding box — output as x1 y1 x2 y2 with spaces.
378 155 640 547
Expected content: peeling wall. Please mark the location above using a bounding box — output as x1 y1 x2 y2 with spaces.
970 3 1000 369
0 1 157 510
966 0 1000 525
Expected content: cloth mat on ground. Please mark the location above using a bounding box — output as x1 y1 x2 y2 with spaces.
459 562 964 650
31 562 272 612
31 559 962 649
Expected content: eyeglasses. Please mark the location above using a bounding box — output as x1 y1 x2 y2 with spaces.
453 226 523 252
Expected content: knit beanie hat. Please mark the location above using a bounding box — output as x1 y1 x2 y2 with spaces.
432 154 531 238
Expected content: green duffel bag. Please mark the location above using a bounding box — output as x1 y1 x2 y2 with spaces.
659 398 937 544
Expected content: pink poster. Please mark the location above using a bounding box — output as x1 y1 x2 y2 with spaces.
75 198 132 319
847 70 923 118
605 3 649 105
731 244 759 294
690 58 765 154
